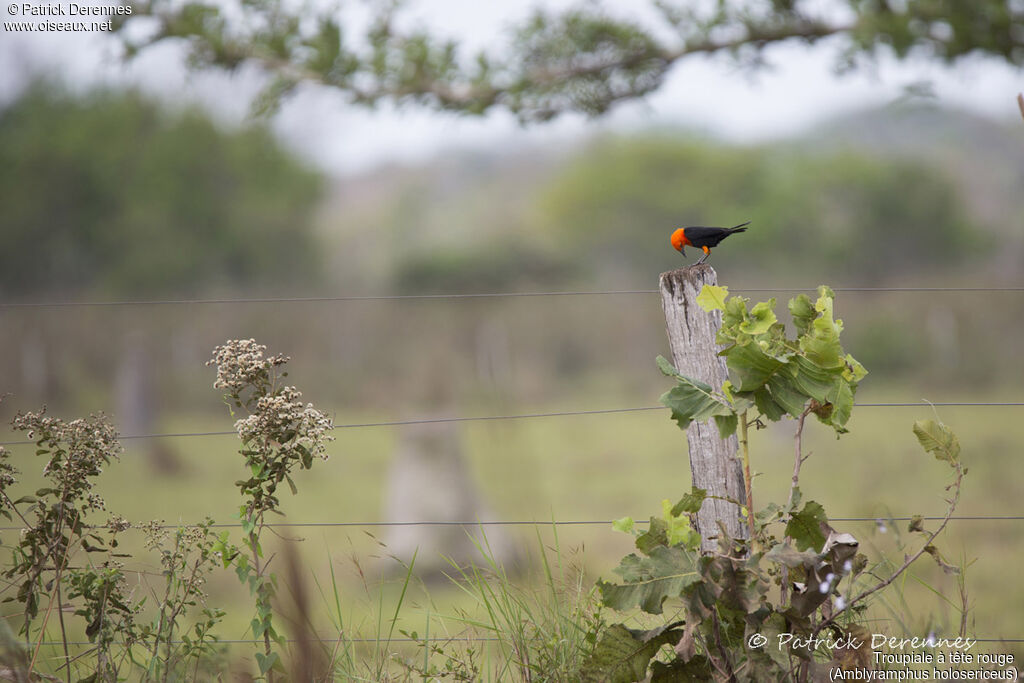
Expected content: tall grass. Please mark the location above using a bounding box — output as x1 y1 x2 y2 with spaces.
303 525 602 682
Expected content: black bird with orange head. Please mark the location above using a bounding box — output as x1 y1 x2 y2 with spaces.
670 221 750 265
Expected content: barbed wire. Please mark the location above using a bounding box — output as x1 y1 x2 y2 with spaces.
1 402 1021 447
2 286 1023 309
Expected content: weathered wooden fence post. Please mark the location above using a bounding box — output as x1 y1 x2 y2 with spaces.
659 264 748 552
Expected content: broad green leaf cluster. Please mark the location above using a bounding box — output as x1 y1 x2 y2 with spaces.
588 287 971 680
589 415 966 680
660 284 867 436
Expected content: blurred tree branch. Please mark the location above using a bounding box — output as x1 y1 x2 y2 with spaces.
113 0 1024 121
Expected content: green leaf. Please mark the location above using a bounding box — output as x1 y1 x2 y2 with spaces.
721 295 749 331
753 386 786 422
668 522 699 550
788 293 816 336
785 501 828 551
659 374 732 431
844 353 868 382
241 517 256 536
825 379 855 429
739 299 778 335
790 355 839 403
581 624 685 683
612 517 635 534
696 284 729 312
766 374 809 418
713 413 738 438
655 355 680 379
799 290 845 369
598 545 700 614
671 488 707 516
913 419 960 464
635 517 669 554
726 342 785 392
660 499 700 549
255 651 279 675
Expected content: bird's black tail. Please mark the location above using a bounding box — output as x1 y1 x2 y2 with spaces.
729 221 751 233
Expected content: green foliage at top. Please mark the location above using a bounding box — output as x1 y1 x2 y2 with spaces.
0 84 323 298
111 0 1024 121
661 285 866 435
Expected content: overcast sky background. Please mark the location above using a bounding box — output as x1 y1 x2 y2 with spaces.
2 0 1022 176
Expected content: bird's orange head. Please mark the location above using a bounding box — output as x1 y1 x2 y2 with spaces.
670 228 690 252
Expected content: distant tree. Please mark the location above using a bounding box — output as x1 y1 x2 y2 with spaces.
535 135 980 282
537 137 766 279
0 84 322 298
113 0 1023 121
760 151 980 280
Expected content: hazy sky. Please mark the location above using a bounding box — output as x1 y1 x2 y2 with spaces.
2 0 1021 175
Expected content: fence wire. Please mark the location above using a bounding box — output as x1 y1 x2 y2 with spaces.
2 285 1023 309
2 516 1022 533
1 402 1021 447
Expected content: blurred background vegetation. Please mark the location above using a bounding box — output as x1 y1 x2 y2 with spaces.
2 77 1023 658
3 80 1023 414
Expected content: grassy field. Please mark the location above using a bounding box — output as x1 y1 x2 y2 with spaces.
3 379 1021 677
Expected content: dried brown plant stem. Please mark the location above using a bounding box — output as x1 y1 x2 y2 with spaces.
738 410 755 541
780 406 812 628
787 407 813 513
29 528 76 683
710 610 738 683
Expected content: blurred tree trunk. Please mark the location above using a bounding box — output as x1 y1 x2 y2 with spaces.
382 421 519 579
116 330 181 473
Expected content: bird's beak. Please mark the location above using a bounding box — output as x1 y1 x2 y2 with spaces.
679 246 685 256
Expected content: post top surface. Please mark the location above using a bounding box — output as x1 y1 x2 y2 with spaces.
658 264 718 292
